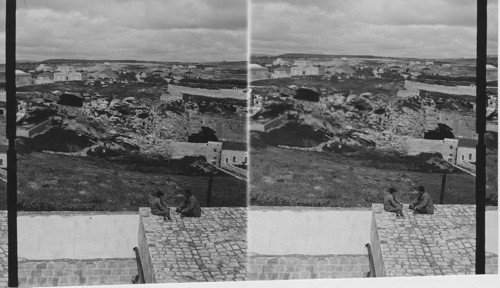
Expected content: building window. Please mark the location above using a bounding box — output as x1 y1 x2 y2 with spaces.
214 149 217 152
0 159 3 166
450 146 453 149
462 155 465 161
469 153 472 160
233 156 236 163
244 157 248 163
225 158 228 163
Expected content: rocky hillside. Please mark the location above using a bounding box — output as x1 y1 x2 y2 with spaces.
252 79 489 152
16 86 245 157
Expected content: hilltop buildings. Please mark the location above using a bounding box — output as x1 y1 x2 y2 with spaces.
54 71 88 82
35 71 55 84
250 64 268 80
15 70 33 86
290 66 325 76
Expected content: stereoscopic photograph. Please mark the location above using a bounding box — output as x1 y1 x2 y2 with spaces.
0 0 498 287
0 0 248 286
248 0 498 281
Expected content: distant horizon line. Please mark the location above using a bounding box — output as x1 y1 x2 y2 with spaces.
0 59 248 65
251 52 498 60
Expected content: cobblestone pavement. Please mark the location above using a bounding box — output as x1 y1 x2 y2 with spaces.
373 204 497 276
0 211 8 287
140 207 247 283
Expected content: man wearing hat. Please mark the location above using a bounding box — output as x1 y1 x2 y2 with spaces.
409 186 435 215
176 189 201 217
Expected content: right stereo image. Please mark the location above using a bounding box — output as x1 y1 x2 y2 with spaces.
247 0 498 280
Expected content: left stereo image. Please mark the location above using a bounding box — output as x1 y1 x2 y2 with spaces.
0 0 249 286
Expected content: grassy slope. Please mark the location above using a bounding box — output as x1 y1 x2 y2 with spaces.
0 152 246 211
250 147 477 207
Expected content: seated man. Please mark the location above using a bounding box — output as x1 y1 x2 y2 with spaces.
176 189 201 217
150 191 172 221
384 187 405 218
409 186 435 215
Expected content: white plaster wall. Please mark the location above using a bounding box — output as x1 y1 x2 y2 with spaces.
18 213 139 260
248 207 372 255
486 209 498 255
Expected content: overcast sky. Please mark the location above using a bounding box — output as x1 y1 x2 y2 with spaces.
0 0 247 62
252 0 498 58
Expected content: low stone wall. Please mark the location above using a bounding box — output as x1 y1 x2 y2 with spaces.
405 81 476 96
18 258 137 287
17 118 52 138
168 85 247 100
251 114 288 132
221 164 247 178
247 254 369 280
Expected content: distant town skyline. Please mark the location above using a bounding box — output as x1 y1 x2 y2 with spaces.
0 0 247 63
252 0 498 58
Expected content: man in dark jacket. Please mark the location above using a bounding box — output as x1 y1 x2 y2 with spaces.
150 191 171 221
176 189 201 217
383 187 405 218
409 186 435 215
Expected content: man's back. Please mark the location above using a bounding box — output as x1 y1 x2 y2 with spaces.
150 198 165 215
188 195 202 217
421 192 435 214
383 194 397 211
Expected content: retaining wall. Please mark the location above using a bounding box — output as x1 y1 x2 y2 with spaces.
164 141 222 164
247 254 369 280
137 213 155 283
18 258 137 287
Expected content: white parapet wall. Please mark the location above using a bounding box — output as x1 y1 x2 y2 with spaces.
17 212 139 260
167 84 247 100
248 206 498 257
248 207 373 255
404 80 476 96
